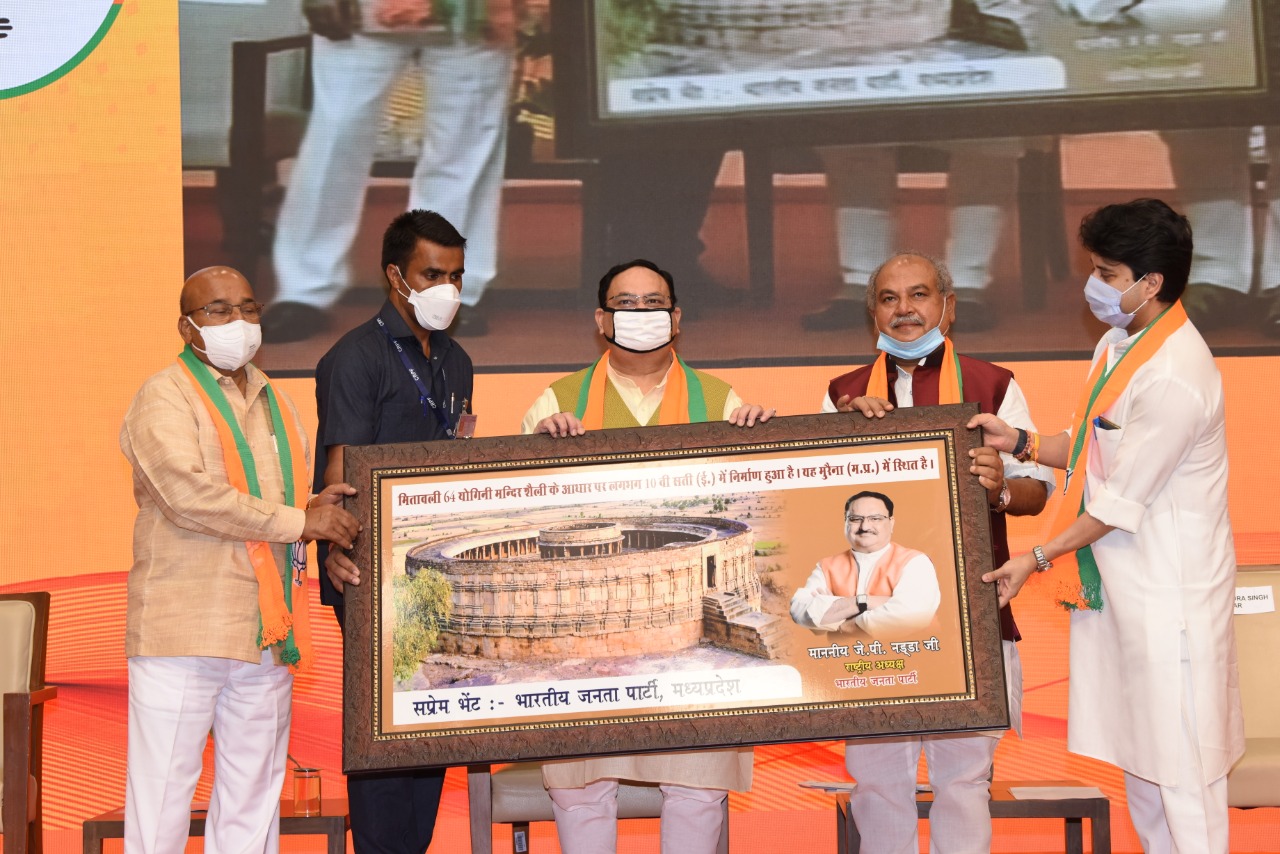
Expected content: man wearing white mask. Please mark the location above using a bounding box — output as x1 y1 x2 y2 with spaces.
120 266 360 854
314 210 474 854
974 198 1244 853
519 258 771 854
521 259 771 437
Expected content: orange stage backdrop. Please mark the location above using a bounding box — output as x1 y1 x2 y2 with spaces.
1 2 1278 853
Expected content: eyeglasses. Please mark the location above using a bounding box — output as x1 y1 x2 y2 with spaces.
846 515 889 526
607 294 673 310
189 300 265 323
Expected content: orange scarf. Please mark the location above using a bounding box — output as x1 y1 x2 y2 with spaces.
178 349 313 671
867 337 963 403
577 349 706 429
1051 301 1187 610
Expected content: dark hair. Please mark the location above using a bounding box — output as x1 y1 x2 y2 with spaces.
597 259 678 309
844 490 893 518
1078 198 1192 302
381 210 467 275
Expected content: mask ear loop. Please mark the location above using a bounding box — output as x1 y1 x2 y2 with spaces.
184 315 208 355
391 266 414 302
1122 274 1151 319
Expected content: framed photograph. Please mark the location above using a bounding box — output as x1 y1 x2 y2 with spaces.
341 404 1007 772
552 0 1280 153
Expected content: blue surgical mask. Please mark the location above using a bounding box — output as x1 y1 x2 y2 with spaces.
1084 273 1148 328
875 295 949 361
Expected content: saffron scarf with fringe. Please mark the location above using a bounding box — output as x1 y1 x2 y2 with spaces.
177 346 312 671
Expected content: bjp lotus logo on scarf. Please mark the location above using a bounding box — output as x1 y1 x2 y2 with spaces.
0 0 122 100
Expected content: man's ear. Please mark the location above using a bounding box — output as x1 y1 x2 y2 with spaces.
1144 272 1164 299
595 307 608 336
386 263 405 292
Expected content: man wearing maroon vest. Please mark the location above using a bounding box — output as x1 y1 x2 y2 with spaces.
822 252 1054 854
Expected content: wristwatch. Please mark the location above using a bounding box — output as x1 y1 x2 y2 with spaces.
992 483 1011 513
1031 545 1053 573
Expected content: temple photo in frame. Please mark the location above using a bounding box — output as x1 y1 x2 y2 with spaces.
342 406 1008 772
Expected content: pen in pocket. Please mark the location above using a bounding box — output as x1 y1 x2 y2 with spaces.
1093 416 1121 430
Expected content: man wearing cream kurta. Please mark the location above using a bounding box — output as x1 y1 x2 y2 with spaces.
976 199 1244 853
521 259 772 854
121 267 360 854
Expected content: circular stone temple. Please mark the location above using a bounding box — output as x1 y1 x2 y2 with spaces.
405 516 781 660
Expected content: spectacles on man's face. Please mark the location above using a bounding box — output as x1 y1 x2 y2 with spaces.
606 293 673 310
846 514 890 526
189 300 265 324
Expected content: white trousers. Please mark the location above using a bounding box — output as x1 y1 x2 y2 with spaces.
125 652 293 854
846 732 999 854
273 34 513 308
1121 637 1230 854
845 640 1022 854
819 140 1022 295
547 780 726 854
1165 127 1280 293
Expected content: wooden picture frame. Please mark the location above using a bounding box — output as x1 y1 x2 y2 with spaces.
342 404 1008 772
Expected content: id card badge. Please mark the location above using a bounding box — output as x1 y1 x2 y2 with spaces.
455 413 478 439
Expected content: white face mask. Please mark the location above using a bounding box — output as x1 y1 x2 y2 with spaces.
188 317 261 371
396 269 461 331
606 309 673 353
1084 273 1149 328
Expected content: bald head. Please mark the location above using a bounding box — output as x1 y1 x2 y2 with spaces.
178 267 263 374
180 266 254 315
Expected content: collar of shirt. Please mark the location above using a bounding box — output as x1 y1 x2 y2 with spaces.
377 300 454 370
880 344 943 406
879 342 945 379
1103 325 1139 370
204 360 268 407
605 355 675 423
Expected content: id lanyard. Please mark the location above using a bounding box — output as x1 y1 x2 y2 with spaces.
376 317 455 438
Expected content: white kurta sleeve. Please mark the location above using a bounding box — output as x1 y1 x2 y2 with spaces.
851 554 941 635
519 387 562 435
1084 372 1207 533
820 392 838 413
997 378 1057 496
789 565 846 631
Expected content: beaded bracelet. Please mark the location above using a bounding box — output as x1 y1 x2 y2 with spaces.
1014 430 1040 464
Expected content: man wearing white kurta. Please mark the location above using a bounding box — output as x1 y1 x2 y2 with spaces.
976 198 1245 853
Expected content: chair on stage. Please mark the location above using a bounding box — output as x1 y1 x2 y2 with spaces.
1 592 56 854
467 763 729 854
1228 565 1280 810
